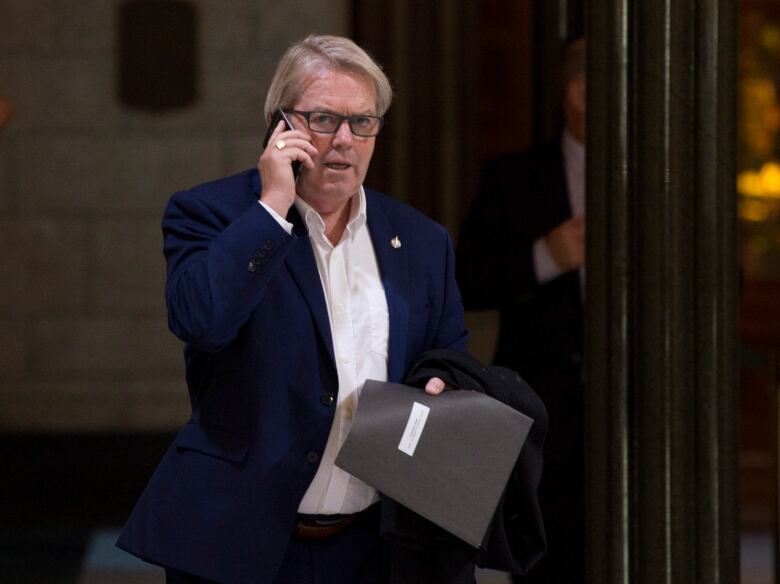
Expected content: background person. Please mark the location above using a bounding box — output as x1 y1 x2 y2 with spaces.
456 37 587 584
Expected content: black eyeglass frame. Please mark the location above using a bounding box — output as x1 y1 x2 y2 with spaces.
286 110 385 137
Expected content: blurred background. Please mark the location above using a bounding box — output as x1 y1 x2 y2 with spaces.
0 0 777 582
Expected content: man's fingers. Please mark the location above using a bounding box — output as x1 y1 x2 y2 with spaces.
424 377 446 395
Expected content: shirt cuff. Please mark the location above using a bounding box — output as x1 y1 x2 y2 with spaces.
533 237 564 284
259 200 294 235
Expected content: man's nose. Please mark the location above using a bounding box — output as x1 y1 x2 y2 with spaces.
332 119 354 145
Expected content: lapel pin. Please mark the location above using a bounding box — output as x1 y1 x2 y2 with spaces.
391 236 402 249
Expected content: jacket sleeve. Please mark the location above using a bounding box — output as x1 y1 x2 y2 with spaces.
162 188 296 352
456 156 541 310
431 228 469 353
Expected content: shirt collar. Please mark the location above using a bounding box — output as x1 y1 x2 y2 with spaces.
294 187 368 245
562 128 585 168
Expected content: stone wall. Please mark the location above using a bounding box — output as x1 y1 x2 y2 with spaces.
0 0 349 431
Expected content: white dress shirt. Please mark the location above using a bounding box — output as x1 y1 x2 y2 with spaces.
532 129 585 288
260 187 388 514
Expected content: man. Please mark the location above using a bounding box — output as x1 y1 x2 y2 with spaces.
456 38 586 584
118 35 467 583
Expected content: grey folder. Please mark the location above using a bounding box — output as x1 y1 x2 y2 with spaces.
335 380 533 548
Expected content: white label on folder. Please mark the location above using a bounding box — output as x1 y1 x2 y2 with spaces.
398 402 430 456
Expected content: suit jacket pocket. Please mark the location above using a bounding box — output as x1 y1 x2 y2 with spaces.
175 421 249 464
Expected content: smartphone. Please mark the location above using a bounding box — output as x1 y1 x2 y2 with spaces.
263 107 302 180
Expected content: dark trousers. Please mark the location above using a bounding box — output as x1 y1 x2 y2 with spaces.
387 545 476 584
165 506 385 584
514 388 585 584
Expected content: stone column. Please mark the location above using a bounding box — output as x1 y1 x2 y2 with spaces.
586 1 739 583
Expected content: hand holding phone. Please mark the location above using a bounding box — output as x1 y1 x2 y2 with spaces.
262 108 302 180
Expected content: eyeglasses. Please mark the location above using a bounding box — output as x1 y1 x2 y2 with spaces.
287 110 384 137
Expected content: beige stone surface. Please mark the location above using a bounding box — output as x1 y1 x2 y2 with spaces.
94 218 166 315
0 55 267 134
0 0 59 53
199 55 272 133
0 319 29 376
224 135 265 176
0 57 120 131
109 56 273 135
48 0 116 51
200 0 254 54
34 317 182 376
0 0 349 432
0 379 189 431
0 219 86 315
255 0 350 53
17 136 224 213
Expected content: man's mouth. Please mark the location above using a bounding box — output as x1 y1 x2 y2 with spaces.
325 162 350 170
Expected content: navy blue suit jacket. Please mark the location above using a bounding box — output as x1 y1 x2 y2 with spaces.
117 169 468 584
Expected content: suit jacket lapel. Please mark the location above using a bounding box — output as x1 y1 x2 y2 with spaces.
262 187 410 382
366 192 410 382
284 206 336 366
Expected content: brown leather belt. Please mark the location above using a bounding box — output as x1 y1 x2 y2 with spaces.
294 507 372 540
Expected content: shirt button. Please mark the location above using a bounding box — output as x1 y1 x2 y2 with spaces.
306 451 319 464
336 303 345 313
320 392 335 406
341 358 349 365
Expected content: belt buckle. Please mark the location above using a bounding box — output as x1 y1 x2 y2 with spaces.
295 513 356 540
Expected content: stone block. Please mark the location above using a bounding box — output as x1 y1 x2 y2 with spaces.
224 135 263 176
17 135 223 214
94 218 167 315
34 317 183 376
199 0 253 53
201 56 272 132
252 0 349 54
115 55 273 134
0 219 86 316
0 57 121 131
0 319 29 376
0 378 189 431
49 0 115 52
0 46 264 135
0 0 58 53
0 0 115 53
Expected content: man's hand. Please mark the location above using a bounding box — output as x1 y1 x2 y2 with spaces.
544 215 585 272
257 120 317 217
424 377 446 395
